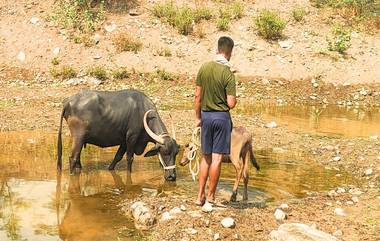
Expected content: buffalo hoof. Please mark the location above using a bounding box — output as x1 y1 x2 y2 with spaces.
230 192 237 202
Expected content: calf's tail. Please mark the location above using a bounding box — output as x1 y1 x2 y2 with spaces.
57 107 65 171
249 144 260 171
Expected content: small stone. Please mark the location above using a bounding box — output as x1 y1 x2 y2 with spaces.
233 234 241 240
105 22 117 32
202 202 213 213
274 209 287 221
313 83 319 88
221 217 235 228
262 78 270 85
17 51 25 62
53 47 60 55
349 188 363 195
352 196 359 203
359 89 368 96
214 233 221 240
180 205 186 211
169 207 182 215
161 211 173 221
333 229 343 237
332 156 341 161
369 135 378 140
346 201 354 205
334 207 346 216
336 187 345 193
323 145 335 151
265 122 278 128
30 16 39 24
93 55 102 60
364 168 373 176
204 219 211 227
185 228 197 235
94 34 100 44
278 40 293 49
279 203 289 210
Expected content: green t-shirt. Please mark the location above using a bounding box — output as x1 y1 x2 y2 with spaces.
196 61 236 112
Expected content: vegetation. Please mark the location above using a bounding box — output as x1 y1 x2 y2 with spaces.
216 1 244 31
217 17 230 31
194 7 213 23
327 25 352 54
174 7 195 35
157 47 172 57
86 66 108 80
292 6 307 22
254 10 286 40
51 57 60 66
153 69 176 81
50 66 77 79
51 0 105 33
112 68 129 79
112 31 142 52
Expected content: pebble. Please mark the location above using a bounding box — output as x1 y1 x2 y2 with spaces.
323 145 335 151
169 207 182 215
185 228 198 235
278 40 293 49
359 89 368 96
161 211 173 221
265 122 278 128
334 207 346 216
336 187 345 193
369 135 378 140
17 51 25 62
233 234 241 240
332 156 341 161
53 47 60 55
279 203 289 210
333 229 343 237
352 196 359 203
364 168 373 176
202 202 213 213
30 16 39 24
214 233 221 240
274 209 287 221
221 217 235 228
346 201 354 205
105 22 117 32
94 34 100 44
180 205 186 211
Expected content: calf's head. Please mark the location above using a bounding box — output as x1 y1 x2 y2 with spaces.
143 110 180 181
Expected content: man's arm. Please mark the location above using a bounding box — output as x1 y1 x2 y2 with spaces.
227 95 237 109
194 86 202 127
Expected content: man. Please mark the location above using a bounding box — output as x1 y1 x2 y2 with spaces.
194 36 237 206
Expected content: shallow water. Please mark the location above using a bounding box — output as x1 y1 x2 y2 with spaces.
0 131 357 241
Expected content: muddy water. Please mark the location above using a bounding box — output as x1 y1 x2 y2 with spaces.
0 131 357 241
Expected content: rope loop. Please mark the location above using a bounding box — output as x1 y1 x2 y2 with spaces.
187 127 201 181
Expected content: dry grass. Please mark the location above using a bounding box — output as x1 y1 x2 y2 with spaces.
112 31 142 52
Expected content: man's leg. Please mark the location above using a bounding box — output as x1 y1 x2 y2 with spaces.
197 153 212 203
207 153 223 202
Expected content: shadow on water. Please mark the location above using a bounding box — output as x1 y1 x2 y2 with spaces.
0 130 359 240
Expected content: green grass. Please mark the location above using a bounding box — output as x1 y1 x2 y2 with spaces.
292 6 307 22
254 10 286 40
51 0 105 33
157 47 172 57
51 57 60 66
216 1 244 31
50 66 77 80
86 66 108 80
112 31 142 52
154 69 176 81
217 17 230 31
327 25 351 54
111 68 129 79
194 7 213 23
174 6 194 35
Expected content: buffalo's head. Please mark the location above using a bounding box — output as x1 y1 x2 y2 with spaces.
143 110 180 181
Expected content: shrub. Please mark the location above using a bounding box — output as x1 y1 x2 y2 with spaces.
51 57 60 65
194 7 213 23
217 17 230 31
231 1 244 19
50 66 77 79
195 23 206 38
327 25 351 53
152 1 176 24
174 7 194 35
157 47 172 57
254 10 286 40
112 68 129 79
154 69 175 81
52 0 105 33
87 66 108 80
292 6 306 22
112 31 142 52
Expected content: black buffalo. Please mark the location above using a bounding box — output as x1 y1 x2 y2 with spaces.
57 89 179 181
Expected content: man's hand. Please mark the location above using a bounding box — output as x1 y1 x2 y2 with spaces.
195 118 201 127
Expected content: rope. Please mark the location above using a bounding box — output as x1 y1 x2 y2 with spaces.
158 153 176 170
187 127 201 181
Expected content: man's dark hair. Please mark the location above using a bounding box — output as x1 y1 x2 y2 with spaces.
218 36 234 54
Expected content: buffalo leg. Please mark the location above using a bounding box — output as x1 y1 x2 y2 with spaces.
243 173 249 201
109 144 127 170
69 135 84 174
126 153 134 173
231 162 243 202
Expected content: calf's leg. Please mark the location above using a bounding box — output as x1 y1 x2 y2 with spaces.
231 160 243 202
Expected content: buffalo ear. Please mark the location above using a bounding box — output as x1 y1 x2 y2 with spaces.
144 145 160 157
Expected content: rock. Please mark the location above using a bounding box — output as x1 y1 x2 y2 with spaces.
359 89 368 96
129 9 142 16
202 202 213 213
30 16 39 24
234 233 242 240
221 217 235 228
313 83 319 88
93 55 102 60
169 207 182 215
188 211 202 218
278 40 293 49
180 205 187 211
262 78 270 85
332 156 341 161
214 233 221 240
364 168 373 175
265 122 278 128
334 208 346 216
269 223 338 241
279 203 289 210
185 228 197 235
161 211 173 221
323 145 335 151
333 229 343 237
94 34 100 44
343 82 351 86
352 196 359 203
336 187 345 194
369 135 378 140
53 47 60 55
349 188 363 196
105 22 117 32
130 202 156 228
274 209 287 221
345 201 354 205
17 51 25 62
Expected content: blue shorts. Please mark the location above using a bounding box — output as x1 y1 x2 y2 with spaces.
201 111 232 155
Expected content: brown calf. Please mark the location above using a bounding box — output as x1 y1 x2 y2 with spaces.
180 126 260 201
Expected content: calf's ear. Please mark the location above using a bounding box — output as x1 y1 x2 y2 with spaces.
144 145 160 157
